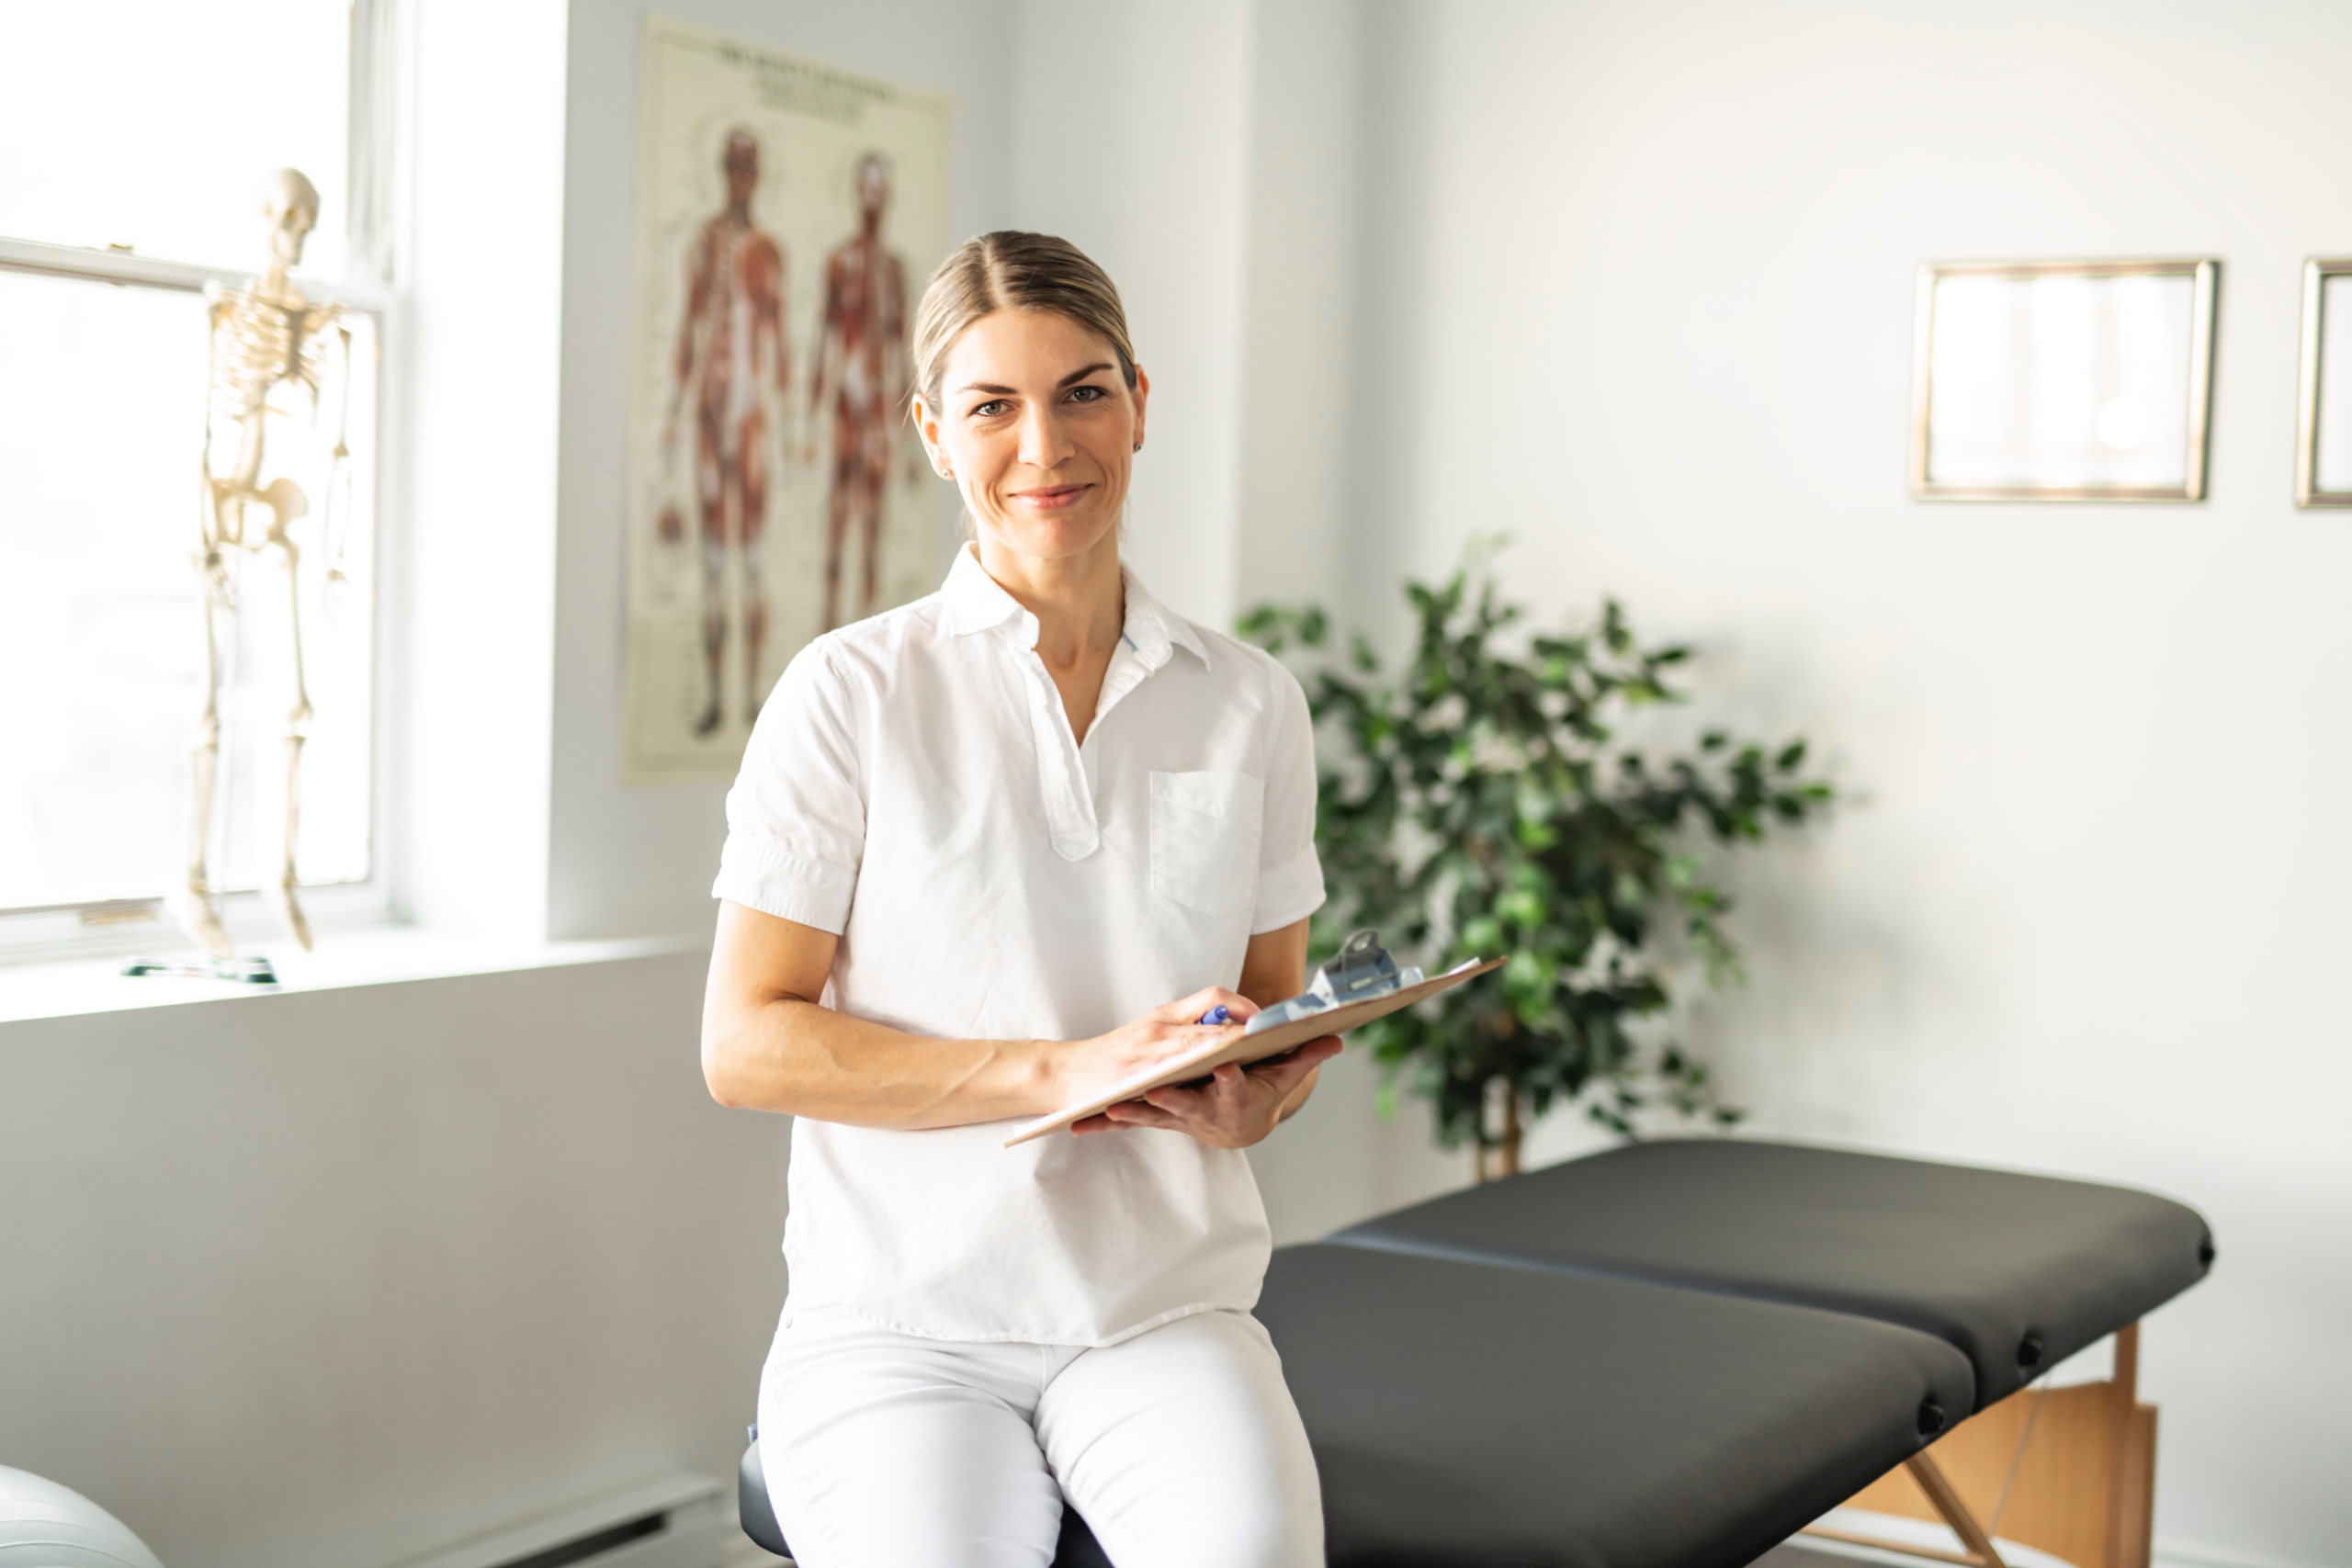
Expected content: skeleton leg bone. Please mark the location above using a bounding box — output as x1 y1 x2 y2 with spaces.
266 507 315 952
180 548 236 958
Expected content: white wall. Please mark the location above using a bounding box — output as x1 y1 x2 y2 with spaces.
0 953 785 1568
394 0 570 939
1002 1 1258 633
1346 4 2352 1564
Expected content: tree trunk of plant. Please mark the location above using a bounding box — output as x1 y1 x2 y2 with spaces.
1497 1082 1522 1179
1475 1079 1524 1183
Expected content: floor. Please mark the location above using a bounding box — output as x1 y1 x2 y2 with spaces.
721 1529 2001 1568
715 1509 2062 1568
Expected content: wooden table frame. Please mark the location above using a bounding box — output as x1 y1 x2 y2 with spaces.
1803 1324 2156 1568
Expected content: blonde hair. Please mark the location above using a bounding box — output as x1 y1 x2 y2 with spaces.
909 231 1137 422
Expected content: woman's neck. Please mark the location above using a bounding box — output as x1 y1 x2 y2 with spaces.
974 533 1125 672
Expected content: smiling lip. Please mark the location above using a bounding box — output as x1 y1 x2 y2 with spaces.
1012 483 1091 510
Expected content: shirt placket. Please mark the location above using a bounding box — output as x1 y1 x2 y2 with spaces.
1006 622 1166 863
1005 617 1101 861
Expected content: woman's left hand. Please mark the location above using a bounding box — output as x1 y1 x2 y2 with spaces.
1070 1034 1343 1148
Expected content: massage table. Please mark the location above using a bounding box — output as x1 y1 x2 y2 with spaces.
738 1139 2211 1567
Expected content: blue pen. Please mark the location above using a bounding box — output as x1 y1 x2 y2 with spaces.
1197 1005 1238 1026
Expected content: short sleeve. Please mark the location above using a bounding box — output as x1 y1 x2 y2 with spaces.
1251 659 1326 934
711 641 865 932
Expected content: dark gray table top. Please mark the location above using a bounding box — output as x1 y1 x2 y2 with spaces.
1331 1138 2213 1408
1259 1242 1975 1568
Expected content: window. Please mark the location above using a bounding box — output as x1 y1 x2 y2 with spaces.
0 2 393 952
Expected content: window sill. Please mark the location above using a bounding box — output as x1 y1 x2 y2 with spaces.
0 924 710 1025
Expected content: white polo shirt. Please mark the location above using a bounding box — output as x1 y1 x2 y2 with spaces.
713 545 1325 1346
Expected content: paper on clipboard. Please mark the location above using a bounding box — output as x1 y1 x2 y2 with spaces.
1003 957 1504 1147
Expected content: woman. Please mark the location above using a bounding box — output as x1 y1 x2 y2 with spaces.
702 231 1337 1568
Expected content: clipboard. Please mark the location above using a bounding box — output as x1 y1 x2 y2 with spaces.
1003 956 1503 1147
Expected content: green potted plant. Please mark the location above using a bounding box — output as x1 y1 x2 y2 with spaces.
1240 546 1833 1180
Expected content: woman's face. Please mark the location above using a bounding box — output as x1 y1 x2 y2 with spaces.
916 308 1148 567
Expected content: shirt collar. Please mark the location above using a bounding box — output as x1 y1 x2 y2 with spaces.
939 545 1210 667
1117 567 1209 670
940 544 1031 638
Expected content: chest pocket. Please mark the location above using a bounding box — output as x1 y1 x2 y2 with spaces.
1149 771 1265 918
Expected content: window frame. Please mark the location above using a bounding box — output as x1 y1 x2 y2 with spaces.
0 0 405 963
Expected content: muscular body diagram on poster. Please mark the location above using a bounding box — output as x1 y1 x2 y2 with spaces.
625 22 950 782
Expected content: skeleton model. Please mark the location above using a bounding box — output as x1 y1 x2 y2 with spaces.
181 168 351 957
807 152 916 634
664 128 790 737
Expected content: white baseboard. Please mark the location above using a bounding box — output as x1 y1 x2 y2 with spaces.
1794 1508 2318 1568
2154 1542 2327 1568
380 1472 734 1568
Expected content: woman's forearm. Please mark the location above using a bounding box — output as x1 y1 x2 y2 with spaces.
703 996 1064 1129
703 902 1067 1128
702 902 1328 1138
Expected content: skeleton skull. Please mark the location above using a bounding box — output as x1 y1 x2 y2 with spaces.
262 167 320 270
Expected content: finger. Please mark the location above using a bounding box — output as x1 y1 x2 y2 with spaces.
1139 1083 1211 1115
1148 988 1226 1025
1250 1057 1335 1100
1289 1035 1343 1066
1149 986 1257 1026
1103 1100 1185 1130
1245 1036 1341 1090
1081 1091 1170 1131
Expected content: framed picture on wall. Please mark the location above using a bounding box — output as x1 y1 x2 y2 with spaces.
1909 258 2219 502
2296 258 2352 507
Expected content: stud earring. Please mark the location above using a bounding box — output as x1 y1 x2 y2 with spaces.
1133 442 1143 453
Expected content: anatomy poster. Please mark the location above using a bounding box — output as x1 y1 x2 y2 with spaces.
624 17 952 782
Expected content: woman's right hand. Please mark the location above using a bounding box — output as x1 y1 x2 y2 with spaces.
1055 986 1258 1121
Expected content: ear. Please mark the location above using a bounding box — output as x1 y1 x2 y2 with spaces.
910 394 948 473
1129 366 1150 451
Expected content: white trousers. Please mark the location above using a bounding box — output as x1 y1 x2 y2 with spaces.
756 1304 1325 1568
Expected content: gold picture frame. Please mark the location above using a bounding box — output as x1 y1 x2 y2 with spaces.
2296 258 2352 507
1910 258 2219 502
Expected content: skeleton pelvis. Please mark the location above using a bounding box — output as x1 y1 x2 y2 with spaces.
212 475 311 545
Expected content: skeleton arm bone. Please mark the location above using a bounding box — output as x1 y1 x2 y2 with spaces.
321 322 355 586
196 296 234 586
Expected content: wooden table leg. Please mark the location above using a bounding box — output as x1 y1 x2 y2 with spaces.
1906 1450 2008 1568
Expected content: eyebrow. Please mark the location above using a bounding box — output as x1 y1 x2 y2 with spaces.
957 363 1118 397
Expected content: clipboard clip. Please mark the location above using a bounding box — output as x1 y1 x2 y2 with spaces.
1244 928 1424 1035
